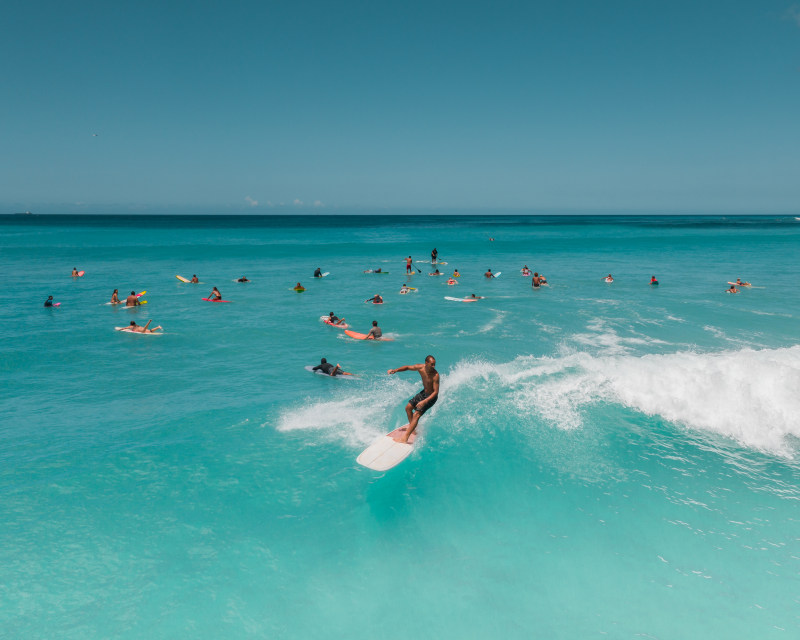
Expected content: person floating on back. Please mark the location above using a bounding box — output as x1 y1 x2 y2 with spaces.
386 355 440 443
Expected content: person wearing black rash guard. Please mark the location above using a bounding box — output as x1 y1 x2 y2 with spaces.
314 268 322 278
44 296 54 307
312 358 351 376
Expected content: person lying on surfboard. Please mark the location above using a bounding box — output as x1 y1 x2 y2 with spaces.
326 312 346 326
125 291 140 307
237 276 250 282
399 284 411 294
387 355 440 444
191 275 199 283
365 294 383 304
366 320 382 339
121 320 163 333
363 268 383 273
429 268 442 276
312 357 351 376
110 289 121 304
735 278 751 286
468 294 485 299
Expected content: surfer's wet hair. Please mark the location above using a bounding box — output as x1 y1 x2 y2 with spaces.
425 355 435 364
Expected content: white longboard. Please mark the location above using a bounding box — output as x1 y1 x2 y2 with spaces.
357 426 417 471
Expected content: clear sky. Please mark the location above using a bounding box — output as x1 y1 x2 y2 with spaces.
2 0 799 213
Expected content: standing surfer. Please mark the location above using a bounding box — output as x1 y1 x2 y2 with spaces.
387 355 440 443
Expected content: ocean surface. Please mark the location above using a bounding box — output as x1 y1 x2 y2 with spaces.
1 214 799 638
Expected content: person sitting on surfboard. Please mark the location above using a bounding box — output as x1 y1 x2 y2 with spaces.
484 268 495 278
532 272 541 288
366 320 382 339
452 269 460 277
110 289 120 304
429 268 441 276
44 295 54 307
209 287 222 300
237 276 250 282
650 276 659 285
312 357 350 377
727 285 739 293
387 355 440 444
191 275 199 283
521 265 531 276
125 291 140 307
313 268 322 278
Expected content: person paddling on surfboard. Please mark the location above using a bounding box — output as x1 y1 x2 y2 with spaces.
326 311 346 326
366 294 383 304
387 355 440 443
312 357 351 377
405 256 413 274
125 291 140 307
429 268 441 276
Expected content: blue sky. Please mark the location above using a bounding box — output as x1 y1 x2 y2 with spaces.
2 0 799 213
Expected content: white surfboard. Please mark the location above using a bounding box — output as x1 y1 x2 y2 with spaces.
357 426 417 471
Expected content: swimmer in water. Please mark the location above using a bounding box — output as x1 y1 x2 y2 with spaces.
387 355 440 443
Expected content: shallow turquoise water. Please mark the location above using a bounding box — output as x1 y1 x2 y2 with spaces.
2 214 799 638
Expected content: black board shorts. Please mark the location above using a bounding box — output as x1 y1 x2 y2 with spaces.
409 389 437 415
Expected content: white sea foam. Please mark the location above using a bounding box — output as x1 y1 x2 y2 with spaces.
276 345 800 456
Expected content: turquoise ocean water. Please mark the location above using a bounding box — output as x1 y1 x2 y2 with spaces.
2 214 799 638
